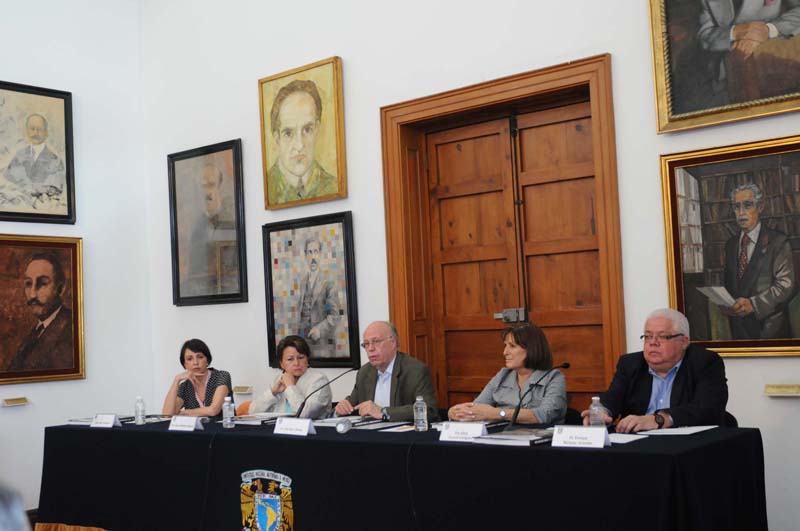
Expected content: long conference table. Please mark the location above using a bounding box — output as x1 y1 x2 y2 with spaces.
37 421 767 531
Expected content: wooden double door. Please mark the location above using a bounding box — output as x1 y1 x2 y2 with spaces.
426 102 613 410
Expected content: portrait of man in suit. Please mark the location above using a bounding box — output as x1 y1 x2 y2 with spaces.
1 113 67 213
663 0 800 116
5 252 74 372
182 162 237 297
260 57 347 210
293 237 341 359
722 183 796 339
267 80 338 207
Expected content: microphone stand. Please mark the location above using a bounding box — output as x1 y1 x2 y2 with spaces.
505 362 570 431
295 367 358 418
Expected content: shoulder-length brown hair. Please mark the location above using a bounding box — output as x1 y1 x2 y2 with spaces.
502 322 553 370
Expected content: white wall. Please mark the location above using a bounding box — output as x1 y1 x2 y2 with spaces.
1 1 797 528
0 0 153 510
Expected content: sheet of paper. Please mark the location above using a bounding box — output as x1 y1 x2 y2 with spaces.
609 433 647 444
314 415 363 427
379 423 415 432
696 286 735 307
639 425 717 435
471 437 531 447
353 421 407 430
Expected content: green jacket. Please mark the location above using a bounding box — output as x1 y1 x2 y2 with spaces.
267 160 338 206
345 351 440 422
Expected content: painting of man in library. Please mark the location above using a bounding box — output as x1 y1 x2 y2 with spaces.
674 149 800 342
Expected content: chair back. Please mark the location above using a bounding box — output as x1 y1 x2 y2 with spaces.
235 400 252 416
723 410 738 427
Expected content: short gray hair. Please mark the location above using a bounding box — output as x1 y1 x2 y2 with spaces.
730 183 763 203
645 308 690 337
371 320 399 347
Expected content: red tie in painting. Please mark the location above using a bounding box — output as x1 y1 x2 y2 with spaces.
738 233 750 280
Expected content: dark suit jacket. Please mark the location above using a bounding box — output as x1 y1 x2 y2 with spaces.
345 351 439 422
600 345 728 427
7 307 74 372
724 225 796 339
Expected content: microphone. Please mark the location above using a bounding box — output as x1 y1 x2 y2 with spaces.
294 367 358 418
505 361 570 431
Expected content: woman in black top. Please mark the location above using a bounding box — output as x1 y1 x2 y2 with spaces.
162 338 232 416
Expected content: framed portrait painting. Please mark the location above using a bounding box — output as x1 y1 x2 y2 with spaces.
662 134 800 357
649 0 800 133
0 80 75 223
168 139 248 306
0 234 84 384
258 56 347 210
262 211 359 368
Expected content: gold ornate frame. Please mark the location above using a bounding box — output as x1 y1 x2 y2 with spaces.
662 134 800 357
649 0 800 133
0 234 85 384
258 56 347 209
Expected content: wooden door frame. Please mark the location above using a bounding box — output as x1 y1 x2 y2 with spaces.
380 54 626 395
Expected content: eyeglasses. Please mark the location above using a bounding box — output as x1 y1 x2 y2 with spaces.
732 200 757 212
640 333 684 343
360 337 392 349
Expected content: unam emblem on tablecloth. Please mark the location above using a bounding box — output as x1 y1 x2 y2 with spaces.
240 469 294 531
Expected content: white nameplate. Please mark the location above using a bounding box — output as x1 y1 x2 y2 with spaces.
552 426 610 448
90 414 122 428
168 415 204 431
274 417 316 436
439 422 487 442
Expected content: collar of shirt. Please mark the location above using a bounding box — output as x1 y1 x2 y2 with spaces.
30 142 46 160
38 305 63 331
378 354 397 380
742 222 761 251
646 359 683 415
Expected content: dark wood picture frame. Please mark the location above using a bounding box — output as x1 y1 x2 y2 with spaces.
262 210 359 368
0 234 85 384
168 139 248 306
0 80 75 223
662 134 800 357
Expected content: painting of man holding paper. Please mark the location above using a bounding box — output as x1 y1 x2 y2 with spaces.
721 183 796 339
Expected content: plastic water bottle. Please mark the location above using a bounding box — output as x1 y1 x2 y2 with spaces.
413 395 428 432
134 396 146 425
222 396 235 428
589 396 606 427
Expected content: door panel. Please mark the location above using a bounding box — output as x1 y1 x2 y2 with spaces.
516 102 607 408
427 119 521 408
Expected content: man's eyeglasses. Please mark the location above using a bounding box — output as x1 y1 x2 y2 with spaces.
360 337 392 349
640 333 684 343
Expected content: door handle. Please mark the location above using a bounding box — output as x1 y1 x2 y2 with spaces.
493 308 527 323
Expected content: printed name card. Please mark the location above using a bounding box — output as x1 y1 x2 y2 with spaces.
90 414 122 428
274 417 316 436
168 415 204 431
439 422 487 442
551 426 610 448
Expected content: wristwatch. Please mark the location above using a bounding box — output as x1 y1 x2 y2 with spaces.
654 412 665 429
381 407 390 421
499 409 507 419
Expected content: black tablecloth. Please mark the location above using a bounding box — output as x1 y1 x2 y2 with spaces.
37 423 767 531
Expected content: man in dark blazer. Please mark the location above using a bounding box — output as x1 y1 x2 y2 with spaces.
723 183 796 339
334 321 439 422
582 308 728 433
